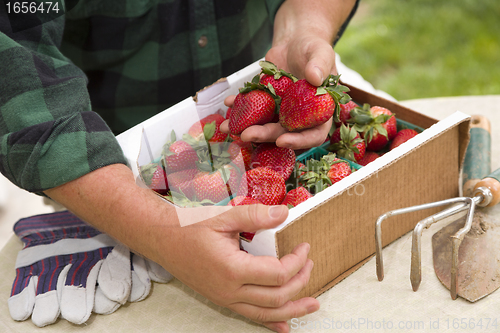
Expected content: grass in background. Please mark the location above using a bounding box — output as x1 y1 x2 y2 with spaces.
335 0 500 101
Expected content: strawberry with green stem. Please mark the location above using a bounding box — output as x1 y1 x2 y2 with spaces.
282 187 313 208
328 124 366 163
228 78 280 135
298 153 352 194
187 113 228 143
162 130 199 173
334 100 358 127
140 162 169 195
348 104 397 152
279 74 351 132
258 60 297 98
390 129 419 150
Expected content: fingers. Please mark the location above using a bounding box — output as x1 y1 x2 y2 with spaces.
222 117 331 150
240 123 286 143
220 121 287 143
224 95 236 107
238 242 310 286
303 40 337 86
264 321 291 333
230 296 320 325
217 204 288 233
236 259 314 306
219 119 229 134
276 118 332 149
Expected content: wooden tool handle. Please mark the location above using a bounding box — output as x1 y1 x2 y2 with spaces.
474 168 500 207
462 115 492 196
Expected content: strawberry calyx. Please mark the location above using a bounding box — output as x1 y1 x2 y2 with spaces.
258 60 298 83
348 103 392 143
195 142 235 172
166 190 216 208
239 76 281 114
328 124 364 162
298 152 347 194
315 74 352 124
161 130 179 156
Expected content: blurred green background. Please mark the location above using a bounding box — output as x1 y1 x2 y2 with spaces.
335 0 500 101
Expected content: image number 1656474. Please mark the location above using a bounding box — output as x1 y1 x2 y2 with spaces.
5 2 60 14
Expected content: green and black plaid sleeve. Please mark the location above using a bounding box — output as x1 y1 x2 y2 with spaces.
0 2 128 194
0 0 357 195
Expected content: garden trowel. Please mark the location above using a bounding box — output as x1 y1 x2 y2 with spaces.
432 115 500 302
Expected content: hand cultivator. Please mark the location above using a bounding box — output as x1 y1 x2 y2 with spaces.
375 115 500 302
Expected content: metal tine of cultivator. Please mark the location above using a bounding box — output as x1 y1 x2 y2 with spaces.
410 198 473 292
375 198 469 282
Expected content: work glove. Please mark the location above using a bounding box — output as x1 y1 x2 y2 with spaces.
93 248 173 314
8 210 118 327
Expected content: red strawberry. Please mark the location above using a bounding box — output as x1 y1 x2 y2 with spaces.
279 75 351 132
228 140 253 171
390 129 419 150
227 196 262 206
166 168 199 200
188 113 228 142
371 106 397 140
348 104 397 151
250 143 296 180
282 187 313 207
258 60 297 98
228 82 277 135
238 167 286 205
240 232 256 241
298 153 352 193
162 131 199 173
329 124 366 163
192 165 240 203
225 107 232 120
334 100 358 127
147 164 169 195
327 159 352 184
357 151 379 166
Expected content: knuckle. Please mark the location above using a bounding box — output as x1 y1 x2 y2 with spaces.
269 292 287 308
253 309 270 323
275 267 289 286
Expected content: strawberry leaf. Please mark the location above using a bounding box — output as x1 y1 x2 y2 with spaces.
170 130 176 143
203 121 216 141
316 87 328 96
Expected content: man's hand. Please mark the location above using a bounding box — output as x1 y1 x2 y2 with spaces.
162 203 319 333
45 164 319 333
220 0 357 150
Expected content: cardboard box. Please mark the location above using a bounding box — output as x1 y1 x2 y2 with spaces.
116 60 471 300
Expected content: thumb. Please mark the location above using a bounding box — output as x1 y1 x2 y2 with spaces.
303 40 338 87
220 204 289 233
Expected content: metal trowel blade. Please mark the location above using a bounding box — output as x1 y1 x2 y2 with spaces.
432 211 500 302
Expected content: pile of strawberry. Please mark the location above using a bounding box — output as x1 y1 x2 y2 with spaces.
140 61 355 205
140 61 420 240
328 102 420 166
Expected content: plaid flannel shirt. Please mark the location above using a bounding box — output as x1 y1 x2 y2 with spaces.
0 0 357 194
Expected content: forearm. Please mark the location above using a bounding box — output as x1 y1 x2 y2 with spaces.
43 163 177 265
273 0 358 45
